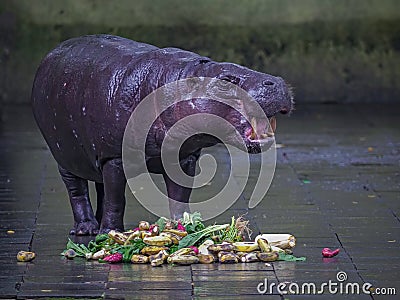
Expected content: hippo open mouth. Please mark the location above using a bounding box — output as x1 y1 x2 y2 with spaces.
241 115 277 154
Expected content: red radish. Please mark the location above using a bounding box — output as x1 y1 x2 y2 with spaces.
103 253 123 263
177 221 186 232
322 248 340 258
189 246 199 255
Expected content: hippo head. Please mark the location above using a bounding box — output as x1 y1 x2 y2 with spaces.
162 61 294 154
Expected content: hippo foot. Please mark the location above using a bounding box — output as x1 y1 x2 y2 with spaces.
169 200 190 220
70 220 99 236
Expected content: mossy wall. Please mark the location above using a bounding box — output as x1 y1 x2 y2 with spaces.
1 0 399 104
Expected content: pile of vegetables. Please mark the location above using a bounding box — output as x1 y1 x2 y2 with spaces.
62 212 304 266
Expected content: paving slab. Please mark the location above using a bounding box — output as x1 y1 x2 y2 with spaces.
0 104 399 299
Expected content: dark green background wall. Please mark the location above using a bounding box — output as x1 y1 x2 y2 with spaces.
1 0 399 104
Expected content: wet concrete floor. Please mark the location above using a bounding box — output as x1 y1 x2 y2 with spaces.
0 104 399 299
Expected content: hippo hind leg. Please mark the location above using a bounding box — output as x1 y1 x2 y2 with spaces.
99 158 126 233
58 165 99 235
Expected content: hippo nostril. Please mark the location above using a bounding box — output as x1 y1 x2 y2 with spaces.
263 80 275 86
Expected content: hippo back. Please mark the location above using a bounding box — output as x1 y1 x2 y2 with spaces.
32 35 160 181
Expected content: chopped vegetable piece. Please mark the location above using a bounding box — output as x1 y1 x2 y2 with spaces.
322 248 340 258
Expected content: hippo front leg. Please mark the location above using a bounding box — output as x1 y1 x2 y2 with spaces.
163 151 201 220
99 158 126 233
58 165 99 235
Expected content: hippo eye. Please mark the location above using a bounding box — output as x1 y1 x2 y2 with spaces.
219 75 240 85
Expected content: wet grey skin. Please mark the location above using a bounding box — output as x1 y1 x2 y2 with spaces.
31 34 293 235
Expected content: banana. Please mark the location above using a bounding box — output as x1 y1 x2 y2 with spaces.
159 232 181 245
219 252 239 263
255 234 296 249
197 254 215 264
167 255 199 265
233 242 260 252
271 246 285 253
108 230 129 245
149 250 168 267
208 242 234 253
257 238 272 253
235 251 247 259
141 231 152 240
17 251 36 262
257 251 279 262
131 254 149 264
162 229 188 237
143 235 172 246
241 252 259 263
169 248 195 259
140 246 168 256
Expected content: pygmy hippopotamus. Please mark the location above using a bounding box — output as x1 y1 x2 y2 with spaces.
32 35 293 235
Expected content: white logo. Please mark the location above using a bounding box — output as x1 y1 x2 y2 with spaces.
257 271 396 296
336 271 348 282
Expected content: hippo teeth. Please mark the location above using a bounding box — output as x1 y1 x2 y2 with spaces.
249 116 276 140
250 117 257 140
260 116 276 138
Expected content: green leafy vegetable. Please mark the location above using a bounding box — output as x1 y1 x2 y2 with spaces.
168 245 178 254
178 224 229 249
111 239 146 262
278 252 306 262
61 238 92 257
181 212 205 233
95 234 109 244
155 217 168 232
